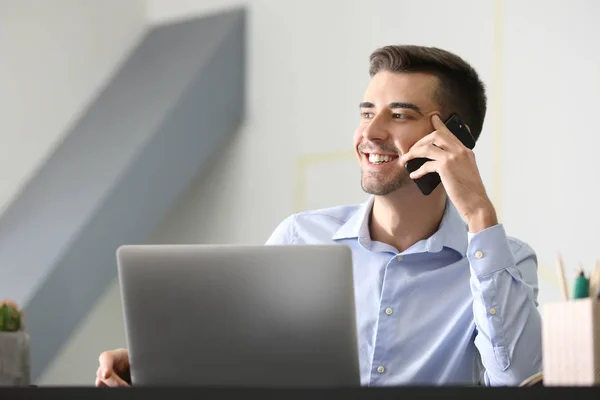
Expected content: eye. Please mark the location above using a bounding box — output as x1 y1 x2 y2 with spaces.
361 112 374 119
392 113 408 119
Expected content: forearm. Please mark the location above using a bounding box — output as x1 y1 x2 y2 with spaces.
468 224 542 386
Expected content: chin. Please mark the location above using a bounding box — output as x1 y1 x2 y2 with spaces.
361 175 412 196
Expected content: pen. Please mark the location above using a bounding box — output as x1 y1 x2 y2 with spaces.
572 267 590 299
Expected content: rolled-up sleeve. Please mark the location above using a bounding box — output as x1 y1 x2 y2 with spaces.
467 223 542 386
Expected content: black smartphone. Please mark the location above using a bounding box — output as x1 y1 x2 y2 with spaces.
405 113 476 196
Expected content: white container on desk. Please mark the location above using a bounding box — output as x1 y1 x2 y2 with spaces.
0 331 30 386
542 298 600 386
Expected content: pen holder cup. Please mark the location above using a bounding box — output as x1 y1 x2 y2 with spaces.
0 331 31 386
542 298 600 386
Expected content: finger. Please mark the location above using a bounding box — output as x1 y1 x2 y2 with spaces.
401 143 446 164
409 159 439 179
96 365 111 381
406 132 437 151
95 378 108 387
102 372 130 387
431 114 463 150
98 352 115 379
406 130 456 157
431 114 445 130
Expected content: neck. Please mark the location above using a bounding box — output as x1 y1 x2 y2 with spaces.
369 185 447 252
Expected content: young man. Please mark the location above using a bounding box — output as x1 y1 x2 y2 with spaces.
96 45 542 387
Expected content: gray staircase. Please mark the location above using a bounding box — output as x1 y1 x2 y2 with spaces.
0 8 246 379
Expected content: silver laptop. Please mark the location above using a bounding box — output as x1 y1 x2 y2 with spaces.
116 244 360 387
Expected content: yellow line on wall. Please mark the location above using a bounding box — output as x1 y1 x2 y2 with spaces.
489 0 559 291
537 263 559 288
297 149 356 166
294 157 306 213
295 149 355 212
492 0 504 220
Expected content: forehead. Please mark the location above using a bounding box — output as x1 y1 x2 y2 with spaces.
363 70 439 108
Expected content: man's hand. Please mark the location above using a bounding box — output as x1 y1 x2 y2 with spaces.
400 114 498 232
96 348 131 387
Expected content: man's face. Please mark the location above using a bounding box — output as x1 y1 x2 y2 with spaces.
354 71 441 196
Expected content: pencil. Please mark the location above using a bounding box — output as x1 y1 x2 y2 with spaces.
589 261 600 301
556 253 569 301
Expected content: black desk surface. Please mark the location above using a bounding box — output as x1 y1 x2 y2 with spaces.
1 387 599 400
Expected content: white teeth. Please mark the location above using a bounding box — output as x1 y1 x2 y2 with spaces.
368 154 393 164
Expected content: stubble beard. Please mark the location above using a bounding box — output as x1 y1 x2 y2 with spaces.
360 168 413 196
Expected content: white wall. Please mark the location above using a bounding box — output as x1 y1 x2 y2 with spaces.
0 0 147 385
149 0 600 303
38 0 600 385
501 0 600 297
0 0 147 216
38 278 127 385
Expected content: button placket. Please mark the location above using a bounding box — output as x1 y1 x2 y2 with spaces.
371 256 398 382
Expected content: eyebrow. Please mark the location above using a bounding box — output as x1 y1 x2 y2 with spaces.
359 101 423 115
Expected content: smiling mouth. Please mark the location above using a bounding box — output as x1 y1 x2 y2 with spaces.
365 153 399 165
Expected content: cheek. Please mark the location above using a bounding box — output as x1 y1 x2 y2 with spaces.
352 128 363 160
394 137 416 154
352 127 363 147
393 123 430 152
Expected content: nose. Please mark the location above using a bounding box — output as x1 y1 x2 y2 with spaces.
362 113 389 141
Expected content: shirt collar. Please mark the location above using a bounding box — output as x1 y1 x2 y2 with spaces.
332 195 467 256
332 196 374 242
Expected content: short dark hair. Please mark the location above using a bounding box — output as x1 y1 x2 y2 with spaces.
369 45 487 141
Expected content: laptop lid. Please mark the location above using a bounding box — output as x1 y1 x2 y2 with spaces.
116 244 360 387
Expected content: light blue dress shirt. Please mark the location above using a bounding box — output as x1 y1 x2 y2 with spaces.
265 196 542 386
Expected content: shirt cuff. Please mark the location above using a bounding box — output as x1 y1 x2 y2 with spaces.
467 224 516 278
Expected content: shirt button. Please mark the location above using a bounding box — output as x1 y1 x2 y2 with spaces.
489 307 497 315
377 366 385 374
385 308 393 315
396 255 403 261
475 251 484 259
